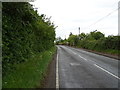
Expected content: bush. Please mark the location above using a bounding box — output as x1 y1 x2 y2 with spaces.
67 31 119 55
2 2 56 76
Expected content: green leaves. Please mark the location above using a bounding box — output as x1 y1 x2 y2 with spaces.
68 35 79 46
62 30 119 55
2 2 56 76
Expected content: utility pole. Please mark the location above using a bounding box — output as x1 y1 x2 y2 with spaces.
79 27 80 35
65 35 66 40
78 27 80 39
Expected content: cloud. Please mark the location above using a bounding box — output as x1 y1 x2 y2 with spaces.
31 0 119 39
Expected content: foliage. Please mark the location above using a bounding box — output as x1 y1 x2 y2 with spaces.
69 32 73 37
60 30 119 55
89 30 104 40
79 33 86 40
55 37 63 45
3 47 56 88
68 35 79 46
2 2 56 76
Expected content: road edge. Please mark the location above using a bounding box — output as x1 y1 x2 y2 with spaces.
40 48 57 88
56 49 59 89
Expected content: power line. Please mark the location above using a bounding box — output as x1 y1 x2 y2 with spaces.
86 6 120 29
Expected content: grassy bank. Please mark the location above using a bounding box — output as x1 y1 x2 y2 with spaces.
76 46 120 56
3 47 56 88
94 49 120 56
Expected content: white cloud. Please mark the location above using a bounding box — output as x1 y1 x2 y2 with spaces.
31 0 119 39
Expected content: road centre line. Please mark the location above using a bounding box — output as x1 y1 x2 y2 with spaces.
67 47 88 61
67 48 77 55
62 46 120 81
78 55 88 61
68 46 120 80
94 64 120 80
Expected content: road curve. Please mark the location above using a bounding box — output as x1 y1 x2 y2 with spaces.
57 45 119 88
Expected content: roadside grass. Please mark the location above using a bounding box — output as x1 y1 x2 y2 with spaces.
75 46 119 56
3 47 56 88
102 49 120 55
93 48 119 55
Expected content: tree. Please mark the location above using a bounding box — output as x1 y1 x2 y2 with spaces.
69 32 73 37
68 35 78 46
79 33 86 40
90 30 104 40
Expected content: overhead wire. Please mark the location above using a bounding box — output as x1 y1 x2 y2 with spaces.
85 6 120 29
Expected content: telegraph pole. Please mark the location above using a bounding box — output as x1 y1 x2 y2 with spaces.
79 27 80 35
65 35 66 40
78 27 80 39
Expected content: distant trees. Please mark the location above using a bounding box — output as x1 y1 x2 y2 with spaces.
79 33 86 40
2 2 56 76
103 35 119 50
68 35 78 46
90 30 104 40
57 30 119 55
55 37 63 45
69 32 73 37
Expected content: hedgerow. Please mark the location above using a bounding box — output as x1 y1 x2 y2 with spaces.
2 2 56 76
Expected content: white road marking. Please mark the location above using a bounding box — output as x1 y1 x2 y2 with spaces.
70 63 80 66
66 47 88 61
56 53 59 89
94 64 120 80
62 46 76 55
68 48 77 55
57 46 61 50
78 55 87 61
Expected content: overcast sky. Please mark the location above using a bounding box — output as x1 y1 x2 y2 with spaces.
30 0 119 39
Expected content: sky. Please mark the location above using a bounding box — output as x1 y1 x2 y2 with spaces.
30 0 119 39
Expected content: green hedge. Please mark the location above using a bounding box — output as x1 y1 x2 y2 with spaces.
77 36 120 54
66 31 119 55
2 2 56 76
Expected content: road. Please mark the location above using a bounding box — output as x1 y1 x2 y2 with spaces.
56 45 119 88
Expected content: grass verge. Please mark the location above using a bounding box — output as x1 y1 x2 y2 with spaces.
3 46 56 88
103 49 120 55
93 49 120 56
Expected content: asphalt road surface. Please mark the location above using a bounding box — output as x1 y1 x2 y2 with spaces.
57 45 119 88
